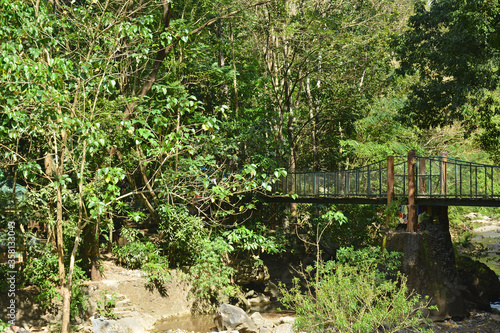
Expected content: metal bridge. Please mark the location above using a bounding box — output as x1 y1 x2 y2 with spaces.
266 151 500 208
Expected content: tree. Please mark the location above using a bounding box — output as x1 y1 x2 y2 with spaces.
0 0 282 330
395 0 500 159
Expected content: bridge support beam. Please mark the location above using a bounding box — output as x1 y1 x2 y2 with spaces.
407 150 417 232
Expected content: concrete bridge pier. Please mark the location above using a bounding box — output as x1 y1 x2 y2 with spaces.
386 204 467 320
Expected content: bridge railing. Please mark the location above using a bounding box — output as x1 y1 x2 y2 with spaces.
415 155 500 198
270 154 500 200
272 158 401 198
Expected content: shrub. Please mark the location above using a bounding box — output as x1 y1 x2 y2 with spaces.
22 244 89 321
112 240 160 269
280 247 433 333
22 246 61 308
0 318 9 332
112 238 171 291
189 237 237 312
95 290 117 320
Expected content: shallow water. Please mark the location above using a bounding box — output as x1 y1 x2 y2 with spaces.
153 313 216 333
153 302 288 333
472 226 500 275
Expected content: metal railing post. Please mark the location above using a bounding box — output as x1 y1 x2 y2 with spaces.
419 158 426 195
441 151 448 197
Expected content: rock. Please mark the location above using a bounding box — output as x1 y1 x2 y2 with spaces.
274 317 294 326
264 281 280 299
250 312 272 331
248 294 270 306
214 304 258 333
233 258 270 286
231 290 251 310
8 326 30 333
272 323 293 333
91 314 154 333
456 255 500 311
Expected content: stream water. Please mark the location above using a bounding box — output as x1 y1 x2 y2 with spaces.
471 223 500 275
469 215 500 312
153 313 216 333
153 302 287 333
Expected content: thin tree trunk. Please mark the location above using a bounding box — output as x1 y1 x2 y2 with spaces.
55 135 70 333
229 21 239 115
306 76 318 171
90 216 102 281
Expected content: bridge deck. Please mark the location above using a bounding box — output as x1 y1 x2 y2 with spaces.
263 194 500 207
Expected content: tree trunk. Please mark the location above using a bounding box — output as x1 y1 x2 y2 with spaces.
61 284 71 331
90 216 102 281
57 166 70 333
229 21 239 115
306 76 318 171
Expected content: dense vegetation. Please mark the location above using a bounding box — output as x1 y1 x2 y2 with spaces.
0 0 499 331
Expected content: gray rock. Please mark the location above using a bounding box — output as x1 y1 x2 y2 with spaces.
91 315 153 333
274 317 294 326
272 323 293 333
248 294 270 306
264 281 280 298
214 304 258 333
456 255 500 311
250 312 272 330
233 258 270 285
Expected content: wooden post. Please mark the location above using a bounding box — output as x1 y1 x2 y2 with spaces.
441 151 448 196
386 156 395 228
387 156 395 205
407 150 417 232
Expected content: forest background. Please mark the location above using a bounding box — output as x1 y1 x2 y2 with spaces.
1 0 500 332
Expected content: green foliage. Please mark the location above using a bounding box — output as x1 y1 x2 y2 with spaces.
384 199 406 229
157 204 206 266
297 204 383 254
21 245 89 320
223 224 284 256
188 237 237 312
21 246 61 308
95 290 117 320
280 247 433 333
142 260 171 287
0 264 11 293
112 240 160 270
70 271 90 322
111 236 171 289
395 0 500 161
0 318 9 332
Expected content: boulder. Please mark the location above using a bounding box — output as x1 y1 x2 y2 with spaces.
272 323 293 333
456 255 500 311
264 281 280 299
214 304 258 333
250 312 273 333
91 315 154 333
233 258 270 286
